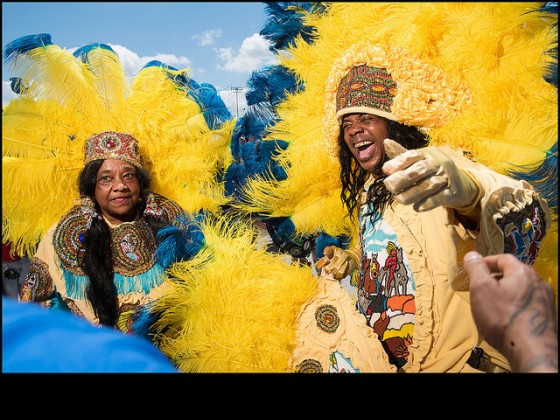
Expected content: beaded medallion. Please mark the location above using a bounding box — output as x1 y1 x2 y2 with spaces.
155 193 184 225
54 206 159 276
54 207 87 275
498 201 547 265
112 219 156 276
295 359 323 373
315 304 340 334
19 257 54 301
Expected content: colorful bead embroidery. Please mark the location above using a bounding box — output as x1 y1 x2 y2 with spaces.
295 359 323 373
54 207 88 275
315 304 340 334
498 201 546 265
157 195 185 225
112 219 156 276
83 131 143 168
336 65 397 113
19 257 54 302
143 193 164 217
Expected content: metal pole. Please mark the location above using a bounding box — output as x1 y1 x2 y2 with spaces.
231 87 243 118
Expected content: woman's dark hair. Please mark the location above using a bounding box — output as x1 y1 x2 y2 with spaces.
78 159 168 327
337 117 430 225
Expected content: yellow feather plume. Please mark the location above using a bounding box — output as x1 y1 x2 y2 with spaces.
150 215 319 372
2 36 235 256
234 2 558 292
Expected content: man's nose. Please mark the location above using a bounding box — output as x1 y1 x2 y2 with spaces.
348 121 364 135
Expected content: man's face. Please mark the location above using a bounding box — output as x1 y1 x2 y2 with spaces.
341 113 389 173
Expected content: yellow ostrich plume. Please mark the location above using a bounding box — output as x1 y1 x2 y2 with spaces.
2 35 235 256
73 43 130 117
237 2 558 290
149 214 319 372
2 155 82 257
2 97 84 159
126 63 235 213
126 65 202 145
3 34 105 127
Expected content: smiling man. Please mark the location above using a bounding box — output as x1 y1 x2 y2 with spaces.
305 43 552 373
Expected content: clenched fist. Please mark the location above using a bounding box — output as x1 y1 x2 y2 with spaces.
316 245 360 280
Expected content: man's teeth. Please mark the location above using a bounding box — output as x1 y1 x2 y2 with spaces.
355 141 371 148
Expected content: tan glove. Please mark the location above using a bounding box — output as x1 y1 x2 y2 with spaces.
315 245 360 280
382 138 479 212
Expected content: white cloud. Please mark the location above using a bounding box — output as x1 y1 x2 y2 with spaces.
109 44 192 77
2 80 17 107
216 33 277 74
192 29 222 46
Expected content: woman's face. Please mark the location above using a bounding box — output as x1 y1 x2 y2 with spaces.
94 159 141 225
341 113 390 173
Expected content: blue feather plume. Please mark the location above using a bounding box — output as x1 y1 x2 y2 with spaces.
72 43 115 60
154 213 206 269
3 33 52 62
315 232 351 259
260 2 328 52
246 64 302 106
224 163 250 199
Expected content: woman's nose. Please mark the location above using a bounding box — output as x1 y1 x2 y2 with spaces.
112 177 130 190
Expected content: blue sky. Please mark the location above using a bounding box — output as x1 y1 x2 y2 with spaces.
2 2 279 115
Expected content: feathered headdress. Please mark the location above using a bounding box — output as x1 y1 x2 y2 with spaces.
232 2 558 294
2 34 235 257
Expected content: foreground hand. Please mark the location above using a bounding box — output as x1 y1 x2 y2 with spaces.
463 251 558 373
382 139 478 212
315 246 359 280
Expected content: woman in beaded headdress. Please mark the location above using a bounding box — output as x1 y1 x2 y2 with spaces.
19 131 185 331
2 33 235 333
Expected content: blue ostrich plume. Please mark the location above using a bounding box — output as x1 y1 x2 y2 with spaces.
3 33 52 62
72 43 115 60
260 2 328 52
246 64 302 106
154 213 206 269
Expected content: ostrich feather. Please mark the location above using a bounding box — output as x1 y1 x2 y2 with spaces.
154 213 207 269
2 155 81 257
231 3 558 290
148 214 319 372
245 64 302 107
73 43 130 115
3 33 103 126
2 97 82 159
260 2 328 51
157 63 233 130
